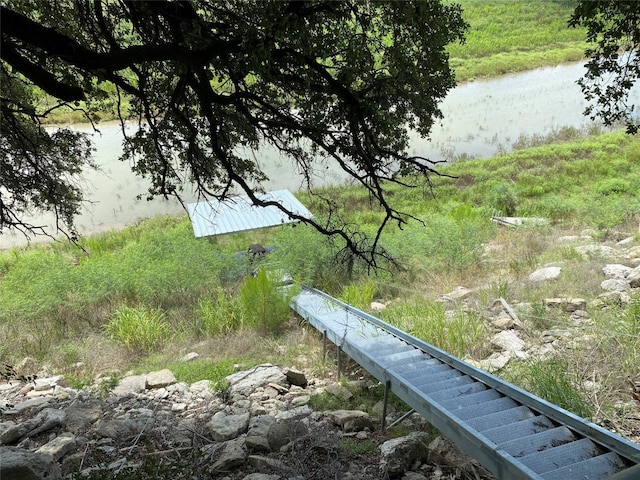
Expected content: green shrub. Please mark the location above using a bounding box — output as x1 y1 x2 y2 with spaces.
487 181 518 216
103 305 171 353
270 224 337 286
196 287 245 337
593 178 633 196
341 281 377 310
239 269 296 333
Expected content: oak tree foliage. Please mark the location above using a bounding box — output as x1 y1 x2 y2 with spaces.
1 0 468 265
570 0 640 134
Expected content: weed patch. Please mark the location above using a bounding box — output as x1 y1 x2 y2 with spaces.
103 305 171 354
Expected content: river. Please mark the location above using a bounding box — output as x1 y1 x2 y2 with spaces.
2 62 637 249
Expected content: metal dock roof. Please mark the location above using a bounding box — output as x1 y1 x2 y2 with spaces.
187 189 312 238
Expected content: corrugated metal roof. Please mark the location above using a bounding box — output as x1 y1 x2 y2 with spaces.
187 189 312 238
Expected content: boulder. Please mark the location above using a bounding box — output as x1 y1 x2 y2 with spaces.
491 330 525 352
379 431 431 476
210 437 247 472
266 418 308 452
603 264 633 279
601 278 630 292
478 352 511 373
575 245 622 259
36 432 77 461
529 266 561 282
283 367 307 387
112 374 147 396
628 267 640 288
226 364 288 397
325 410 373 432
246 415 276 453
146 369 177 389
206 412 250 442
64 397 104 434
95 418 147 440
324 382 353 401
0 447 62 480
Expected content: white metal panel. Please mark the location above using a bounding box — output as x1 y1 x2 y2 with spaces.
187 189 312 238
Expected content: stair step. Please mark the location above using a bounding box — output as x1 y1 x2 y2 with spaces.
468 405 534 432
417 374 476 395
437 386 503 411
499 426 575 458
541 452 630 480
519 437 599 474
455 396 519 421
481 415 556 445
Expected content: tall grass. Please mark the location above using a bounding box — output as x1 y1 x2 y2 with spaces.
382 297 490 359
239 269 298 333
502 359 593 419
103 305 171 354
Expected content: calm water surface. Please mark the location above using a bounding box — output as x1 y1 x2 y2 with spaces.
2 62 636 248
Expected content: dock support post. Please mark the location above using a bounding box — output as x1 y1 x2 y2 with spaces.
381 380 391 432
387 409 416 431
336 344 342 380
322 330 327 363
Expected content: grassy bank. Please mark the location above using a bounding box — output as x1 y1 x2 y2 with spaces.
450 0 586 82
1 129 639 436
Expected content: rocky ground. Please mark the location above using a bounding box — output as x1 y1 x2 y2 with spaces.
1 232 640 479
1 362 494 480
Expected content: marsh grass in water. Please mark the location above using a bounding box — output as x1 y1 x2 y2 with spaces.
449 0 586 82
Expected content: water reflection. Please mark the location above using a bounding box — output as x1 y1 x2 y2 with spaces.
2 62 638 248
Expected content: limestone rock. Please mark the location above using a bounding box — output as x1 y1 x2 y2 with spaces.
181 352 200 362
5 397 51 415
206 412 250 442
64 397 104 434
324 382 353 401
246 415 276 453
283 367 307 387
491 330 525 352
0 447 62 480
95 418 147 440
529 266 561 282
266 418 308 452
545 298 587 312
478 352 511 372
440 286 474 302
628 267 640 288
36 432 77 461
210 437 247 472
112 374 147 396
325 410 373 432
0 408 65 444
370 301 387 311
601 278 630 292
146 369 177 389
226 364 288 397
379 431 431 476
603 264 633 279
575 244 622 259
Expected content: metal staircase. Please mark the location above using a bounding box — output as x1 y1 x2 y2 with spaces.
292 286 640 480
